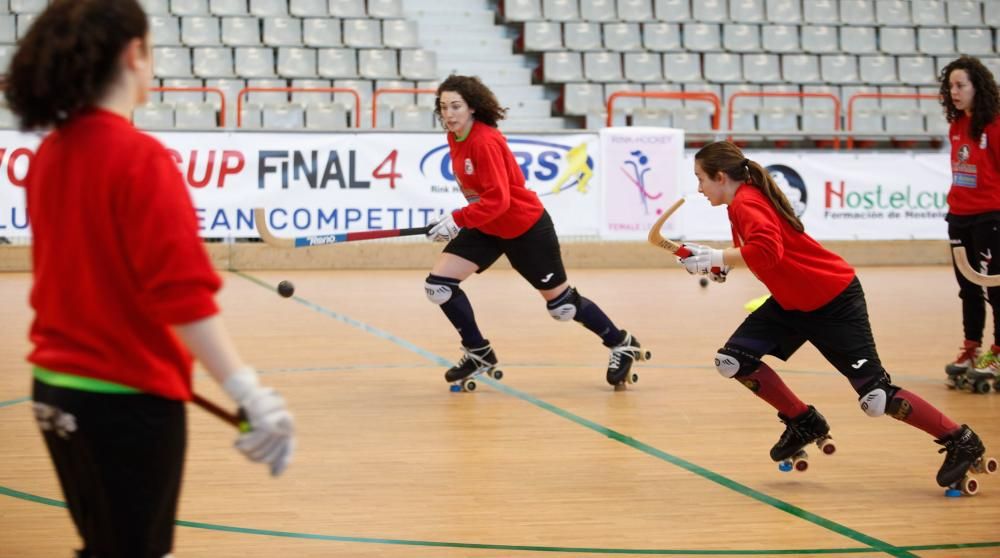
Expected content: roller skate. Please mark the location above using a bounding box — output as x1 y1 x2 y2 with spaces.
445 340 503 393
945 340 979 390
936 425 997 497
964 345 1000 394
771 405 836 473
605 330 652 390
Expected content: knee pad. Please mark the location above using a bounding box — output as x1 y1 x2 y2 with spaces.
424 274 460 305
858 376 902 418
715 345 762 379
546 287 580 321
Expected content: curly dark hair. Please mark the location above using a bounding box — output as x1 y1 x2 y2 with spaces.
939 55 1000 140
434 75 508 129
3 0 148 131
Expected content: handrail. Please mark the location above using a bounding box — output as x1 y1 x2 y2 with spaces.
150 86 227 127
235 87 363 128
372 88 437 128
846 93 941 149
727 91 841 148
605 91 722 129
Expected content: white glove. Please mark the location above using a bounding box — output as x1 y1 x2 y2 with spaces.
222 369 295 477
677 243 725 275
427 212 461 242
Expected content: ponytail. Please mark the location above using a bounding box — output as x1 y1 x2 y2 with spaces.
694 141 804 233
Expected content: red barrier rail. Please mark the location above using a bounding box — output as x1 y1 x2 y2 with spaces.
846 93 941 149
372 88 437 128
151 86 227 127
235 87 362 128
606 91 722 129
728 92 841 148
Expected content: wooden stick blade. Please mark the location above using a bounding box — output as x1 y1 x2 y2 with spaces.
953 246 1000 287
254 208 295 248
647 198 686 253
192 393 244 430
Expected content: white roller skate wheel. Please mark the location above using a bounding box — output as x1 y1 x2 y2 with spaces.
642 350 652 361
629 373 639 384
492 369 504 380
962 476 979 496
794 458 809 472
984 457 998 475
464 379 477 392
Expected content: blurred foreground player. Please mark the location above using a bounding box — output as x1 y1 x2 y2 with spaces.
6 1 294 556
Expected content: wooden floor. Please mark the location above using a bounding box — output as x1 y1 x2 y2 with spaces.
1 265 998 557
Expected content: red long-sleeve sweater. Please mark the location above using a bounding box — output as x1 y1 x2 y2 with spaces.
729 185 855 311
447 121 544 238
27 109 221 400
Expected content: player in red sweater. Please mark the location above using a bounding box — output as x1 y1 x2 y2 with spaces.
5 2 294 556
677 141 991 492
425 75 649 391
939 56 1000 389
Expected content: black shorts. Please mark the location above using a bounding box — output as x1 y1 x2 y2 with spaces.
32 379 186 558
725 277 887 387
443 210 569 290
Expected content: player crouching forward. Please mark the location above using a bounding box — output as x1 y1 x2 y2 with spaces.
677 141 995 494
425 75 650 392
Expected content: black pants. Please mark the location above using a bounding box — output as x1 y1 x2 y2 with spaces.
32 379 186 558
949 219 1000 346
726 277 887 394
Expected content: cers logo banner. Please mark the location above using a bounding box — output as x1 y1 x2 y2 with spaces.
766 164 808 217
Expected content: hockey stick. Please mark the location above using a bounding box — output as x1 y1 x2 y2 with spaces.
647 198 693 258
953 246 1000 287
192 393 249 432
254 208 432 248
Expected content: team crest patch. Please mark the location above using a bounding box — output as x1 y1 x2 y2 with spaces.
464 158 474 175
959 145 970 162
981 133 988 149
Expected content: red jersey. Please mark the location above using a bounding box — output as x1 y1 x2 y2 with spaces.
948 113 1000 216
729 185 855 311
447 120 544 238
27 109 221 401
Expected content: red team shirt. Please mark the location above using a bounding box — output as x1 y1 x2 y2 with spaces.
27 109 221 401
729 185 855 312
948 113 1000 216
447 120 544 238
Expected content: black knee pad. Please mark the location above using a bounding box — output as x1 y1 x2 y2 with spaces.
715 345 762 379
547 286 582 321
857 375 906 418
424 274 461 305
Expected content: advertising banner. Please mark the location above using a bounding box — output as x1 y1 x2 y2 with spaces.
0 130 601 239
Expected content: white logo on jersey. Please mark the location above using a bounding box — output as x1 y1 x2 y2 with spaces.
981 133 988 149
464 158 474 175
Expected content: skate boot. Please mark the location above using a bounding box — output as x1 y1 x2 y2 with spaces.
445 341 503 392
605 330 652 390
945 340 979 389
770 405 836 472
965 345 1000 394
936 425 998 496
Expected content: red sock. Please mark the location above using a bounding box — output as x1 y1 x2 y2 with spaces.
892 389 960 438
741 363 809 418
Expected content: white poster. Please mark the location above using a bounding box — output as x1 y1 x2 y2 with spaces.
599 127 686 240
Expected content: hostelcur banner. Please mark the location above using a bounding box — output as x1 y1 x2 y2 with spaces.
0 130 951 241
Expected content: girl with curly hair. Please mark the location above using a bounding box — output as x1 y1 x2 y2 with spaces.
939 56 1000 389
424 75 649 391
